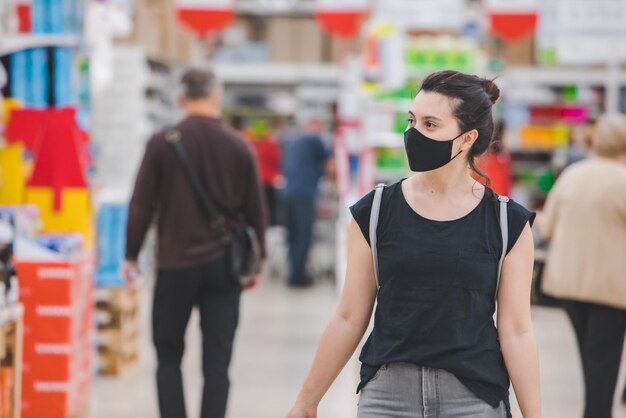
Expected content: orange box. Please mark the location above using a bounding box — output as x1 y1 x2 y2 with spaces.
17 258 94 418
31 351 72 382
24 390 71 418
16 262 81 306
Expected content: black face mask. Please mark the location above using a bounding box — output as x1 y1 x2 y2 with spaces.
404 127 465 172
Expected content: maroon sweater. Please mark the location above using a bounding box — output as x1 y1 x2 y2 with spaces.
125 115 267 269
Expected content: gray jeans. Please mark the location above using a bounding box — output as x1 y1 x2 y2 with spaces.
357 363 507 418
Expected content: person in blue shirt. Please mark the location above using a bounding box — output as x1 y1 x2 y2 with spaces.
281 118 331 287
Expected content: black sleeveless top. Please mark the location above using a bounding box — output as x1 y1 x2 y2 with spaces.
350 180 535 408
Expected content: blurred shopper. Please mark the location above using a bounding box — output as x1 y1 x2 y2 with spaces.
475 121 512 196
231 114 248 136
288 71 541 418
123 68 266 418
553 118 595 174
248 119 282 226
281 118 331 287
540 114 626 418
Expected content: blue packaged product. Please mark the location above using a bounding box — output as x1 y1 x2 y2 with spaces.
63 0 77 33
96 266 125 288
9 51 28 104
34 233 84 257
27 48 49 108
75 0 85 33
54 47 74 107
96 204 128 287
48 0 64 33
31 0 48 33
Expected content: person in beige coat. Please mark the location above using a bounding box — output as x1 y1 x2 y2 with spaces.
541 114 626 418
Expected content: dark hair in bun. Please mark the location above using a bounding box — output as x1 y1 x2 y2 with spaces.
420 70 500 185
480 78 500 104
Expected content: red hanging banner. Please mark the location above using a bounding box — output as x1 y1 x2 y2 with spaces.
174 0 234 37
486 0 538 42
315 0 369 39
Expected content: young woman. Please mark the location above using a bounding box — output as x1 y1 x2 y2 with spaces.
287 71 542 418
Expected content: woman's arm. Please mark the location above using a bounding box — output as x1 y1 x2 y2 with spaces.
288 219 378 418
497 223 542 418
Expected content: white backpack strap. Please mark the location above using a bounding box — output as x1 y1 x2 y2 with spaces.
370 184 386 289
496 195 510 303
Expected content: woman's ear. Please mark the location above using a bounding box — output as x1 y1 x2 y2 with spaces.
463 129 479 148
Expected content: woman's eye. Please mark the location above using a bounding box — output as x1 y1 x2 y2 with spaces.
407 119 415 127
425 121 437 129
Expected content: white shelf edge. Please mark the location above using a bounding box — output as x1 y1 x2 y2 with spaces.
213 63 340 85
0 34 80 56
237 0 314 15
495 66 626 85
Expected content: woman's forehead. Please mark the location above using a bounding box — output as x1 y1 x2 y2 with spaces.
411 91 457 119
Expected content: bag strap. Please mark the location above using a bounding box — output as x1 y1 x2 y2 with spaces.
165 127 232 244
496 195 510 303
369 183 386 290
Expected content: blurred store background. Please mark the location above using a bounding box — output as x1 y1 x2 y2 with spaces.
0 0 625 417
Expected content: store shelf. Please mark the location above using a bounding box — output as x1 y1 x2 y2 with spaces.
213 63 340 85
0 34 80 56
498 66 626 85
237 0 314 15
366 132 404 148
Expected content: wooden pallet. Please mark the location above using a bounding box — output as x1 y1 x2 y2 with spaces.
94 286 140 313
97 325 139 354
98 348 139 376
96 305 139 329
95 286 142 377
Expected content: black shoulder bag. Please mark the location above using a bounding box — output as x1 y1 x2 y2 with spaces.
165 128 262 287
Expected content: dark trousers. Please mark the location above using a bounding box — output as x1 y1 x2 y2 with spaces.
284 195 316 284
264 185 278 226
153 256 241 418
562 300 626 418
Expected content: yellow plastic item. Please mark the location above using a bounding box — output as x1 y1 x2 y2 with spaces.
25 187 94 246
1 98 22 127
520 124 570 150
0 143 26 204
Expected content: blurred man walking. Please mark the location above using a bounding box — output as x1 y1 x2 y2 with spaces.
123 68 266 418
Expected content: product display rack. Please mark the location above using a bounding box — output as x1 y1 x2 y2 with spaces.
217 63 341 126
0 2 96 417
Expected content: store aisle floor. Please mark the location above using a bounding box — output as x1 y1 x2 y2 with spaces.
93 276 626 418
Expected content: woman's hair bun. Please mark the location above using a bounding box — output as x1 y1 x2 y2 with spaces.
480 78 500 105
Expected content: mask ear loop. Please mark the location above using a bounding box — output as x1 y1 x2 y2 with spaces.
449 131 468 161
450 149 464 161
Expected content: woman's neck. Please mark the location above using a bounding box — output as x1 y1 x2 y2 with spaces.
407 161 482 198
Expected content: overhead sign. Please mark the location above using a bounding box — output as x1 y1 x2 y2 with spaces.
174 0 234 37
486 0 539 41
315 0 369 39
